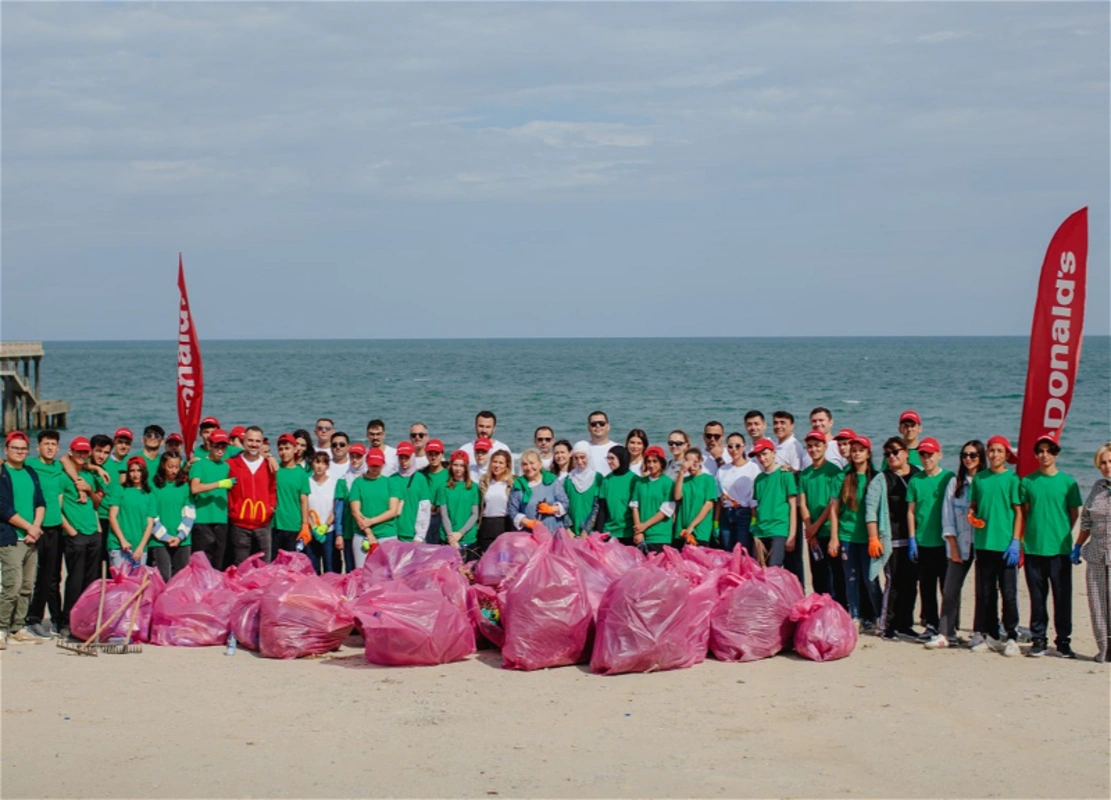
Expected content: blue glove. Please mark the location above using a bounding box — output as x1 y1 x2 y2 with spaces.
1004 539 1021 566
1071 544 1082 565
908 538 919 562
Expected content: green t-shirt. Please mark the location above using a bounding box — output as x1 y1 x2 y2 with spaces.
425 468 450 505
26 457 63 527
97 458 127 519
188 457 230 524
676 472 718 542
140 453 161 488
434 481 481 545
61 472 99 535
834 470 870 544
275 465 310 531
907 469 955 548
107 486 156 551
154 481 193 547
632 475 676 544
599 471 637 540
752 469 797 539
969 469 1022 552
566 473 603 534
349 474 402 539
6 465 37 538
336 477 356 541
799 461 843 539
395 472 430 542
1021 471 1083 557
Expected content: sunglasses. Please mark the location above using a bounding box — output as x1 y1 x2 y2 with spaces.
331 442 348 448
315 425 333 432
410 432 427 439
535 436 552 443
961 452 980 459
704 432 722 439
589 420 607 428
144 433 163 439
884 449 904 457
726 443 745 450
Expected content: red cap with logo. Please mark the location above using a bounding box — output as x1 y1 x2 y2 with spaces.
166 433 184 444
450 449 469 463
917 437 942 454
833 428 857 441
276 433 297 447
803 430 827 442
229 426 247 440
114 427 134 440
987 435 1019 464
127 456 146 469
396 441 415 456
644 445 667 461
899 410 921 425
851 435 873 451
69 436 92 452
200 417 220 429
366 448 386 467
426 439 444 454
5 431 28 445
749 438 777 456
474 438 493 453
348 443 367 456
208 430 230 445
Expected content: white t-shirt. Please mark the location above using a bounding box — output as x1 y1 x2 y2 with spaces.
308 475 338 531
824 439 847 468
460 439 511 462
540 454 553 470
716 460 761 508
412 454 429 471
587 441 616 476
482 479 510 518
775 436 811 472
242 455 265 475
700 449 726 477
327 460 350 482
629 460 644 477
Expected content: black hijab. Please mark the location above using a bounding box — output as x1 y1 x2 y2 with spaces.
608 445 631 476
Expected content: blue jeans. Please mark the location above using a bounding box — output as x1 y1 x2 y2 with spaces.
426 513 443 545
719 507 754 554
842 541 882 623
307 532 338 574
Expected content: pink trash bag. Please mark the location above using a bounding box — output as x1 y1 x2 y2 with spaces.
229 587 266 651
565 533 642 615
473 527 552 588
70 565 165 643
356 584 475 666
466 583 505 649
401 562 469 614
237 550 316 592
363 538 462 583
259 575 355 659
791 593 857 662
501 534 591 671
151 552 239 646
591 561 710 675
710 566 804 662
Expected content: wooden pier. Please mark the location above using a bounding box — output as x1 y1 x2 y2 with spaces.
1 341 69 434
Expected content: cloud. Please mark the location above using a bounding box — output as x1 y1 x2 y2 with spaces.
500 121 652 149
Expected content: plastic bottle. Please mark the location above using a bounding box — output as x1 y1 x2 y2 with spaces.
225 631 237 656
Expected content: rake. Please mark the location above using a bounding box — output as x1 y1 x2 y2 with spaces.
56 569 149 656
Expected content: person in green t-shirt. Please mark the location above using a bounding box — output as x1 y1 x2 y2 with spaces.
349 448 403 567
831 435 882 628
25 429 66 638
630 446 676 553
188 429 235 569
273 433 311 557
437 452 481 560
0 431 47 647
393 444 432 543
598 446 637 543
673 448 718 546
968 435 1024 654
151 452 195 580
750 439 797 568
897 411 925 468
906 437 955 638
107 457 156 570
800 430 846 604
565 443 602 536
1020 436 1083 657
422 440 449 545
58 438 103 631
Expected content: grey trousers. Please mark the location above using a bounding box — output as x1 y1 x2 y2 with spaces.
0 541 39 634
1087 563 1110 662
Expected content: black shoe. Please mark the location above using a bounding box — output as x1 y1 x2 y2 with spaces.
1056 643 1077 659
895 628 920 642
916 626 937 643
881 630 898 641
1028 640 1047 658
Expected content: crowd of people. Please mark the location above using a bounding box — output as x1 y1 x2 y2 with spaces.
0 406 1108 662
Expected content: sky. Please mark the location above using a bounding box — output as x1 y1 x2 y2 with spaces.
2 1 1108 340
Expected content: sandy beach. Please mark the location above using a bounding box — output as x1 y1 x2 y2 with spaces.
2 574 1108 799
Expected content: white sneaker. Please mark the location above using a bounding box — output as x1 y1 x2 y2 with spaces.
923 634 949 650
1002 638 1020 657
987 636 1006 653
969 633 989 652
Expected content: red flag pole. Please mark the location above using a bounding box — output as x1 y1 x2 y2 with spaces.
1016 208 1088 478
177 253 204 459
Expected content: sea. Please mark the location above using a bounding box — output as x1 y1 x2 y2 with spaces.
34 337 1111 490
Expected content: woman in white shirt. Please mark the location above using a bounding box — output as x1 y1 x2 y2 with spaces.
716 432 760 553
626 429 648 477
478 449 515 555
307 451 339 574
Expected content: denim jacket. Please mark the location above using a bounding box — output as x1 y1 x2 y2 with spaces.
941 475 974 561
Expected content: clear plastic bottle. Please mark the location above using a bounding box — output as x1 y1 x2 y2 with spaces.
225 631 237 656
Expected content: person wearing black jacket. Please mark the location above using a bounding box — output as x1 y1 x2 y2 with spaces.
878 436 921 640
0 431 47 649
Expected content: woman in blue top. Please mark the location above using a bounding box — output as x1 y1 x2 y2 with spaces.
508 450 570 532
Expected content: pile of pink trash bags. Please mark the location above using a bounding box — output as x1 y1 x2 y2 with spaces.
71 528 856 668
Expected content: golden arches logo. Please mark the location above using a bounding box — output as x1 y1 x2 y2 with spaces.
238 499 269 524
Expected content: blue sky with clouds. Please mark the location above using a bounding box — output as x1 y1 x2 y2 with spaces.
3 1 1107 340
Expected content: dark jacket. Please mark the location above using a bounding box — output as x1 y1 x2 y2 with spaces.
0 463 46 546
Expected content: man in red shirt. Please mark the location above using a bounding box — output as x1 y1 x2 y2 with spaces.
227 426 276 564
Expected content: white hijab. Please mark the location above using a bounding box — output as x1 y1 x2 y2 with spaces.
569 441 597 495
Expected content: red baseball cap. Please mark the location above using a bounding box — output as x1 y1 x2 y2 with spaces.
276 433 297 447
5 431 28 445
1034 433 1060 446
69 436 91 452
348 443 367 456
917 437 942 454
450 449 469 463
803 430 827 442
114 427 134 440
474 437 493 452
644 445 667 461
987 435 1019 464
426 439 444 453
366 448 386 467
127 455 146 468
851 435 873 451
208 430 230 445
749 438 777 456
166 432 184 444
899 410 921 425
200 417 220 429
229 426 246 440
833 428 857 441
396 441 415 456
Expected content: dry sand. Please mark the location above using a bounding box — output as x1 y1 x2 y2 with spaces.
2 575 1108 799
